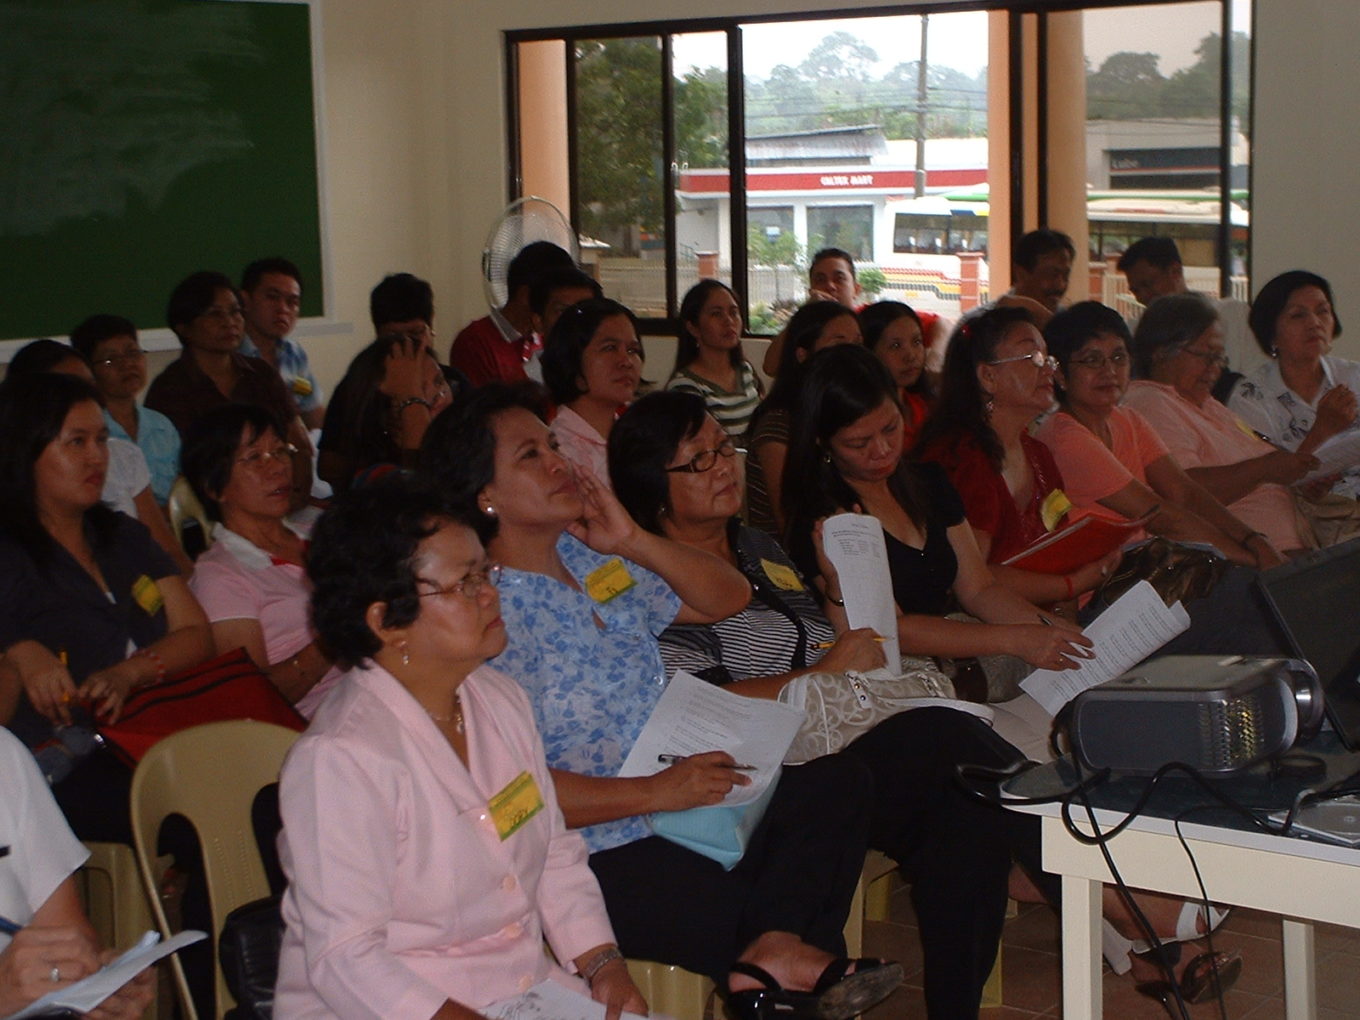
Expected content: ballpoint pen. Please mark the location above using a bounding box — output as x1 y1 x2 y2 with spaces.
657 753 757 771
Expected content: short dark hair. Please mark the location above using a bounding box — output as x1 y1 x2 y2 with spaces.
529 266 601 317
507 241 575 297
70 315 138 362
308 473 470 669
916 306 1035 467
167 271 236 340
241 257 303 294
675 279 742 373
1131 293 1220 378
1117 236 1181 273
1014 229 1075 272
0 373 115 560
610 390 709 535
1249 270 1342 356
418 382 550 541
7 339 87 377
1043 301 1132 378
370 273 434 330
539 297 641 406
810 247 857 280
180 404 287 522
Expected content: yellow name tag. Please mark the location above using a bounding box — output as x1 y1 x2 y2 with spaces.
131 575 164 616
488 771 544 841
761 558 804 591
291 376 313 397
584 558 636 603
1040 489 1073 532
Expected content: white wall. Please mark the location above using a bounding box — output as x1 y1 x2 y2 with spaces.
291 0 1360 396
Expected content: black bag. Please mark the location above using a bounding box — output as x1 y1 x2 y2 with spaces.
219 895 284 1020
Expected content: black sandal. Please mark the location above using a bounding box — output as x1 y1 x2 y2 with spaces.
1134 943 1242 1016
723 958 903 1020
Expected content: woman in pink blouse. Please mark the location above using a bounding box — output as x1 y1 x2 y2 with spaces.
541 298 645 488
276 476 645 1020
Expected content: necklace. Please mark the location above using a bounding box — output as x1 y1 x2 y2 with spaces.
426 694 465 734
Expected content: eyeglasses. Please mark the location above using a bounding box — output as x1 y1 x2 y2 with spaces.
988 349 1059 372
1177 346 1230 369
93 348 145 368
235 443 298 469
665 439 738 474
200 305 244 321
417 564 502 600
1069 350 1130 371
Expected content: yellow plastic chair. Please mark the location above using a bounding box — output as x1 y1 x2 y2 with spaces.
130 720 299 1020
166 475 213 556
625 960 714 1020
77 841 165 1020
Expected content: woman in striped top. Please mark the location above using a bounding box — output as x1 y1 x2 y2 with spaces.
667 280 763 438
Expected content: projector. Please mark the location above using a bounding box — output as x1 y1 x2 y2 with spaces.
1068 656 1325 776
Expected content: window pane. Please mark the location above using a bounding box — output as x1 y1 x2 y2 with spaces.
673 31 730 307
574 37 666 317
1083 2 1246 318
739 14 990 334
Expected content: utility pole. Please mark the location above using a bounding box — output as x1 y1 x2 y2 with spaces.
913 14 929 198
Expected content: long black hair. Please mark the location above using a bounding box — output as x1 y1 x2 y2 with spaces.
781 345 933 570
860 300 931 398
747 301 858 440
0 373 118 561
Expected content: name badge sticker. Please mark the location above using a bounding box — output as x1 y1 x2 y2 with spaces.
488 771 545 841
1040 489 1073 532
584 558 636 603
760 558 804 592
131 575 164 616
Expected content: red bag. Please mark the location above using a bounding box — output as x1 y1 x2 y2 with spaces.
100 647 306 764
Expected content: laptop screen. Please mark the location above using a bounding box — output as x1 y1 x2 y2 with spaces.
1258 535 1360 750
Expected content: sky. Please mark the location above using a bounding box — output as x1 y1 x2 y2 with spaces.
672 0 1251 82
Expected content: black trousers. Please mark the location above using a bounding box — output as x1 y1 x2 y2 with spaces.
589 752 874 983
840 707 1035 1020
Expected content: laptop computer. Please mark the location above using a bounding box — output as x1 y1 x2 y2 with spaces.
1258 535 1360 750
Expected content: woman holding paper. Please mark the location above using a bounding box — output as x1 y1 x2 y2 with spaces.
781 345 1092 674
611 389 1055 1018
0 727 154 1019
1228 270 1360 499
418 384 902 1020
275 475 647 1019
915 307 1122 609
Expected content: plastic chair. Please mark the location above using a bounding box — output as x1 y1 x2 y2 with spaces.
77 841 165 1020
166 475 212 556
624 960 714 1020
130 720 299 1020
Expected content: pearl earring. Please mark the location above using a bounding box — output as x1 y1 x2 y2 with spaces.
483 504 497 517
400 642 410 667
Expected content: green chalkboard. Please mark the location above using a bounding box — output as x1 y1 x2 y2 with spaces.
0 0 323 341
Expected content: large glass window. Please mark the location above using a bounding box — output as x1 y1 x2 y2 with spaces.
509 1 1248 333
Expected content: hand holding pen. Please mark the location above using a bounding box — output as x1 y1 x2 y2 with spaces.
648 750 751 812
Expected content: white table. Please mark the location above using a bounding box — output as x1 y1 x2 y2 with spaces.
1010 795 1360 1019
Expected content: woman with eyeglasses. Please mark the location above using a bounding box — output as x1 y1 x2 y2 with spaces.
611 388 1048 1019
184 404 340 716
419 383 902 1020
276 474 647 1019
916 308 1120 617
1036 302 1284 569
1124 294 1313 554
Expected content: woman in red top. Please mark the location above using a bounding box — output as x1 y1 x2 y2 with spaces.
916 307 1116 613
860 302 933 450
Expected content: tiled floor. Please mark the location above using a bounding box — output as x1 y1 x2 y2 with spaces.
861 881 1360 1018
